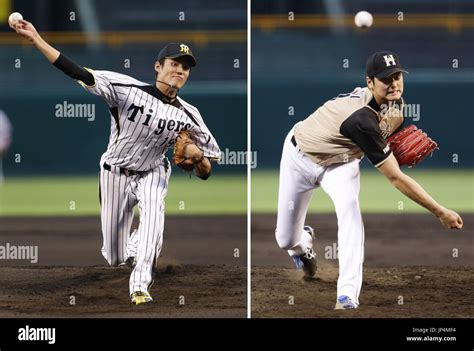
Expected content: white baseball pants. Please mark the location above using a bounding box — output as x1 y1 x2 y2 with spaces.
276 128 365 304
99 162 170 294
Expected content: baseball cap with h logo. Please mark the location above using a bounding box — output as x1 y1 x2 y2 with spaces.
157 43 197 67
366 51 408 79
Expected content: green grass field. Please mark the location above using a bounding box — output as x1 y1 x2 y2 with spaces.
0 174 246 216
0 170 472 216
252 169 474 213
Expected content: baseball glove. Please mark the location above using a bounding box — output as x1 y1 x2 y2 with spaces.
173 130 204 171
386 125 438 167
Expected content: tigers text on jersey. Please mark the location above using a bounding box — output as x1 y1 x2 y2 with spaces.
294 87 404 167
78 69 221 171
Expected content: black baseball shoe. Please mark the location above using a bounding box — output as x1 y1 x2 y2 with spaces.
119 256 136 268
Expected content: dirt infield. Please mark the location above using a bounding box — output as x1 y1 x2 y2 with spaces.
1 213 472 318
252 213 474 318
0 215 246 318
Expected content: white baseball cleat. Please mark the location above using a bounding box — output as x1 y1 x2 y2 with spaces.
334 295 358 310
303 225 314 238
292 225 317 278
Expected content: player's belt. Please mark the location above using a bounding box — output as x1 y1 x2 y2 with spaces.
103 162 145 176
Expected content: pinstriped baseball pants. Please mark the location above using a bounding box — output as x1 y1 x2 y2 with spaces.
99 162 171 294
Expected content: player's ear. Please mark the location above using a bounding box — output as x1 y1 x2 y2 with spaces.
366 76 374 90
154 61 161 75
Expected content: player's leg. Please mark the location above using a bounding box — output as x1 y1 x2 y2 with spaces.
99 168 135 266
119 181 139 267
319 158 364 306
124 228 138 265
275 131 323 257
129 163 170 295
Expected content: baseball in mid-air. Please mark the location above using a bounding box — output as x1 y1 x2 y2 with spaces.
8 12 23 27
354 11 373 28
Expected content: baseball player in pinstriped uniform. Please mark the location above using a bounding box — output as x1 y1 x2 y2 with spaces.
276 51 463 310
11 19 221 305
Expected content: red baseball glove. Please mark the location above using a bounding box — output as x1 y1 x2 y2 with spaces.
386 125 438 167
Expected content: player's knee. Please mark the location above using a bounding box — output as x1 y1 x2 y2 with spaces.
335 195 360 214
275 227 298 250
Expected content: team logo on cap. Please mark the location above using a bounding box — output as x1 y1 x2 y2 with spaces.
180 44 190 54
383 55 396 67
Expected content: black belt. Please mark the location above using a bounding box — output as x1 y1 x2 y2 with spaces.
291 135 297 147
103 162 145 176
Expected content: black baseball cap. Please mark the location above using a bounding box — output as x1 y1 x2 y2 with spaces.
157 43 197 67
366 51 408 79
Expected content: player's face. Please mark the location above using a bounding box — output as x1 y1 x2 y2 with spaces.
368 72 404 103
155 58 190 89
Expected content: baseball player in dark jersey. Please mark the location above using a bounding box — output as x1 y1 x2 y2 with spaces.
11 19 221 305
276 51 463 310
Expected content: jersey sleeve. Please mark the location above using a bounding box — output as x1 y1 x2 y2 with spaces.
340 107 392 167
77 69 122 106
192 117 221 161
177 99 221 160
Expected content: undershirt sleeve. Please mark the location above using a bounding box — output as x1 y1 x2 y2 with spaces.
53 53 95 86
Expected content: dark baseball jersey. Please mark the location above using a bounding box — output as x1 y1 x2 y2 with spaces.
78 69 221 171
294 87 404 167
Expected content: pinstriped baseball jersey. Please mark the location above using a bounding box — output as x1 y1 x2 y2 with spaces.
78 69 221 171
294 87 404 167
